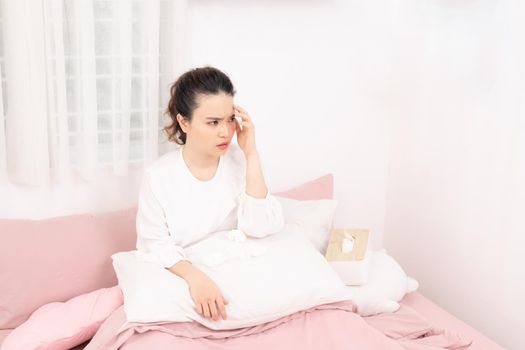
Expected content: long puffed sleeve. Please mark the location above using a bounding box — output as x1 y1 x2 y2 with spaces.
135 171 188 268
236 186 285 238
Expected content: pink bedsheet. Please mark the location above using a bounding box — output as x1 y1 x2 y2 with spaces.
85 299 472 350
0 329 13 346
400 293 504 350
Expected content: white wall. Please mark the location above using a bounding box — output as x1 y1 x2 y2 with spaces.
384 1 525 349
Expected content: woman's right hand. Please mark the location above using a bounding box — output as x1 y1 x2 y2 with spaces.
185 269 229 321
168 260 229 321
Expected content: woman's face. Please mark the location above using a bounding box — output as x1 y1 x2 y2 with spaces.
178 92 237 157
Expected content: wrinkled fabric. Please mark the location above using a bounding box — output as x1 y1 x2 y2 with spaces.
85 300 472 350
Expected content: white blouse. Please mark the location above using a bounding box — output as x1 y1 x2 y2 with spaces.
135 143 285 268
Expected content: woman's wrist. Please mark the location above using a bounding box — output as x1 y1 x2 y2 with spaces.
244 149 268 199
244 149 258 159
168 260 196 282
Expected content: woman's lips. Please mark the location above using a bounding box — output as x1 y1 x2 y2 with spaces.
217 142 229 149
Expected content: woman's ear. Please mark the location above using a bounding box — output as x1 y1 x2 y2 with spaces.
176 113 189 133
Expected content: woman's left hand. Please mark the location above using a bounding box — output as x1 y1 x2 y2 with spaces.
234 104 257 156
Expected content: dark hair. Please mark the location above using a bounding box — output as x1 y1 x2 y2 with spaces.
164 66 236 145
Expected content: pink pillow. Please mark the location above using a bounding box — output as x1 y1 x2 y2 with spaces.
274 174 333 200
0 206 137 329
1 286 123 350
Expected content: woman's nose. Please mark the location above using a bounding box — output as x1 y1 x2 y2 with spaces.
218 122 230 137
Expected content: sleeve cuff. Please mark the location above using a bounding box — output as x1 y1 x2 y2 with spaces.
241 189 271 203
136 246 188 269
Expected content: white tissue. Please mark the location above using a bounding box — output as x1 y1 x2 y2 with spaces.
224 229 247 242
196 230 268 266
342 236 354 253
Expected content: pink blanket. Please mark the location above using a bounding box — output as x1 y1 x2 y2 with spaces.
85 300 472 350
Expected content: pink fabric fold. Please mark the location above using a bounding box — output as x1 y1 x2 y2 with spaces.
2 286 123 350
85 300 472 350
364 304 473 350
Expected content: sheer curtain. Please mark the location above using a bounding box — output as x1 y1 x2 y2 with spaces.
0 0 182 187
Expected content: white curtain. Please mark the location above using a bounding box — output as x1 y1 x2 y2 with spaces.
0 0 181 187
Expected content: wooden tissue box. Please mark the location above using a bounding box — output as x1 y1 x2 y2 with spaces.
324 229 370 286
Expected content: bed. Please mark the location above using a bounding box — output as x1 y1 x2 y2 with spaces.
0 174 505 350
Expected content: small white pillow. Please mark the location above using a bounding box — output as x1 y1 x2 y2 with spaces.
112 226 352 330
346 249 419 316
276 197 338 253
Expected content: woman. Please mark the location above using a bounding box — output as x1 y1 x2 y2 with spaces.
135 66 285 323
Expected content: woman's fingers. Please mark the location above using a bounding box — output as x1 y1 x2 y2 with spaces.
235 117 242 133
234 105 252 122
202 299 228 321
202 301 211 319
208 299 219 320
236 113 251 124
194 296 228 321
236 116 253 130
217 297 227 320
233 104 247 113
196 302 203 316
234 109 247 121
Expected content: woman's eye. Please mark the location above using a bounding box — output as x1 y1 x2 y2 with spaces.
208 121 218 125
229 117 236 122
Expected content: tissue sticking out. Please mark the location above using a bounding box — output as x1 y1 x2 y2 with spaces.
224 229 247 242
342 236 355 253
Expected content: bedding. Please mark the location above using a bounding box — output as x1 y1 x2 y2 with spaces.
112 225 352 329
1 287 122 350
4 291 506 350
399 293 505 350
1 172 504 349
0 330 12 346
85 300 472 350
0 174 334 349
93 225 476 349
0 207 137 329
348 249 419 316
273 174 333 200
275 197 338 253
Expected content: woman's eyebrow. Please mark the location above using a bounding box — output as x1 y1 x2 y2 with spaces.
205 114 235 121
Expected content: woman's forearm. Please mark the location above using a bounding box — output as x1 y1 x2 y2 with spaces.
168 260 200 283
244 151 268 199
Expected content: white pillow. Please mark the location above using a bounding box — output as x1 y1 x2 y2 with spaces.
276 197 338 253
112 225 352 330
346 249 419 316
